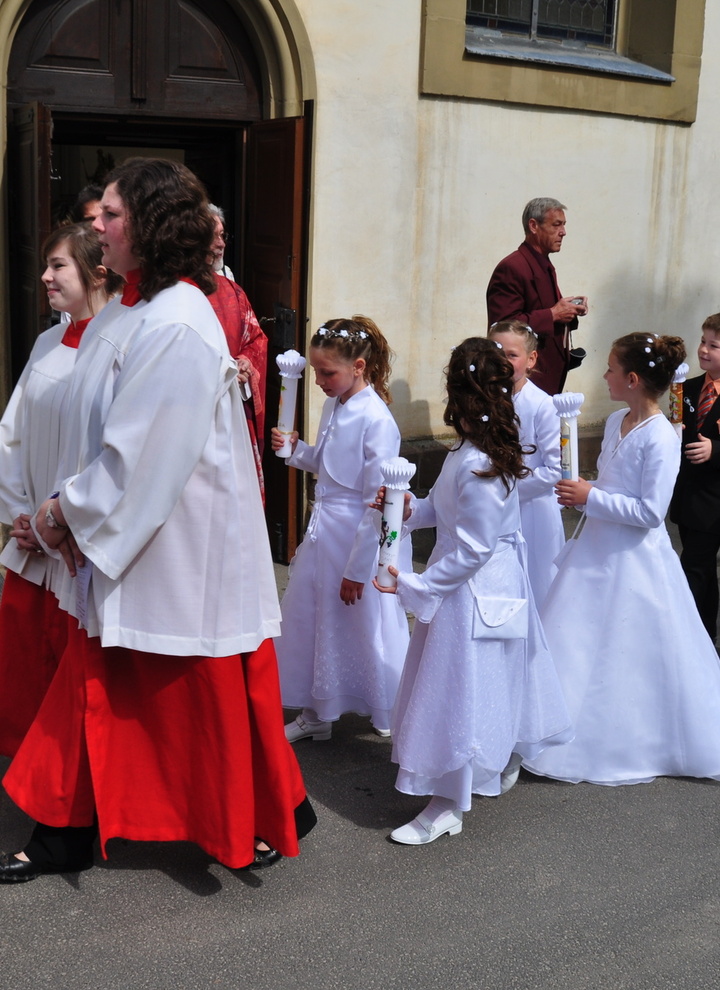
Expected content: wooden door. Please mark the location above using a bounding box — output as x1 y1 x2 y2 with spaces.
8 103 53 381
246 117 307 562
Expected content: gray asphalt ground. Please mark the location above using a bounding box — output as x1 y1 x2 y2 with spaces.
1 515 720 989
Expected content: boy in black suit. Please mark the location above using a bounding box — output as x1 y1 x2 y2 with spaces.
671 313 720 641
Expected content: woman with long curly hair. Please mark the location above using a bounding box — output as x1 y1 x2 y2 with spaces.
0 158 313 883
375 337 571 845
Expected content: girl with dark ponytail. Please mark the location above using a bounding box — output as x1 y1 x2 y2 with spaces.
526 332 720 786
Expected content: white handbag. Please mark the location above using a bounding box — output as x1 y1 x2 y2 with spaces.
472 596 528 640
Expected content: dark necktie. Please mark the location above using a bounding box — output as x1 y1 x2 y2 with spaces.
696 380 716 430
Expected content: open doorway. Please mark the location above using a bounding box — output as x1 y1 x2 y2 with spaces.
6 0 311 562
49 118 244 284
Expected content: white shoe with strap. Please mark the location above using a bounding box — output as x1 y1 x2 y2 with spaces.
390 805 463 845
285 713 332 743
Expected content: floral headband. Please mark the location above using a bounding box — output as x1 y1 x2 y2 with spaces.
489 322 538 340
316 324 368 341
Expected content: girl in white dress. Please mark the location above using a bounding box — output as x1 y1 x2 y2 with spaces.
0 223 121 757
489 320 565 608
525 332 720 786
374 338 572 844
271 317 410 740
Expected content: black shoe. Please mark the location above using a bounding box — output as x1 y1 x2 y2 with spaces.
0 852 42 883
240 840 282 871
0 849 94 883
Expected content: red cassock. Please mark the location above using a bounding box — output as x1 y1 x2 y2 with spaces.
208 274 268 501
0 572 68 758
3 623 306 868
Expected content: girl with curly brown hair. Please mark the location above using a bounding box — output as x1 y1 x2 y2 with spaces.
375 338 571 845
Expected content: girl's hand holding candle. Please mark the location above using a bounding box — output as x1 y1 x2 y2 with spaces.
553 392 584 482
275 349 306 458
375 457 416 590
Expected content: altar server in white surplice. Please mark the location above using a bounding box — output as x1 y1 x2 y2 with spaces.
0 159 311 885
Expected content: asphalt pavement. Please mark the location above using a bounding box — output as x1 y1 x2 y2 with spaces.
1 517 719 989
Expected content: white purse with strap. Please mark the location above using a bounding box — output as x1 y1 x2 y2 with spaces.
472 596 528 640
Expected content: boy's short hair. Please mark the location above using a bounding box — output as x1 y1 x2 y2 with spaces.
701 313 720 335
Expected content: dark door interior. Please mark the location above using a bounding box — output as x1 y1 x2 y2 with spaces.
6 0 311 562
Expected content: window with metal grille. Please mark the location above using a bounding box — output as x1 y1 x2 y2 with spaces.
466 0 616 49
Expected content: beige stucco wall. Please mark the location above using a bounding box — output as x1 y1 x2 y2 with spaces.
1 0 719 442
295 0 720 439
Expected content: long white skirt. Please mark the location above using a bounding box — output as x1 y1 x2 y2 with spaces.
525 515 720 785
393 542 572 809
276 491 410 732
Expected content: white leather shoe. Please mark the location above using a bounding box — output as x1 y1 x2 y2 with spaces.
500 753 522 794
373 726 391 738
285 714 332 743
390 808 463 845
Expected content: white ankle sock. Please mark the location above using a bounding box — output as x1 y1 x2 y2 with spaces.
423 796 458 817
301 708 326 724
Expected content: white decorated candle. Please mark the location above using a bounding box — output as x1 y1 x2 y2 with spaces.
377 457 416 588
553 392 584 482
670 362 689 439
275 349 307 458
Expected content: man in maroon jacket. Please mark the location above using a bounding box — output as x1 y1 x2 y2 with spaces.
486 197 588 395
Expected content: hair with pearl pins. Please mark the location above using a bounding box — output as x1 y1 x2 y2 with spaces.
488 319 539 355
612 332 686 397
444 337 530 494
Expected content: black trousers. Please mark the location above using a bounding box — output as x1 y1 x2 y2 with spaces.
678 524 720 642
24 822 97 870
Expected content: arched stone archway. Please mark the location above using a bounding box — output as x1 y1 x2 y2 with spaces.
1 0 316 559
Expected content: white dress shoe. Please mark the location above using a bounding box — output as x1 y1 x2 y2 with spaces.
500 753 522 794
390 807 463 845
373 726 391 738
285 714 332 743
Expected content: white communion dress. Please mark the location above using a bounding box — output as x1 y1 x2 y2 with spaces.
276 385 410 732
514 379 565 609
525 409 720 785
391 441 572 809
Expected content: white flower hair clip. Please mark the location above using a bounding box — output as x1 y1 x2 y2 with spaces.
469 364 476 372
481 415 489 422
318 325 329 335
494 340 503 349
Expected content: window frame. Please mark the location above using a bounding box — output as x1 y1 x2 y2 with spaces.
421 0 705 123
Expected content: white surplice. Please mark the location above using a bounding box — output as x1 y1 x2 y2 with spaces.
52 283 280 657
0 324 78 588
